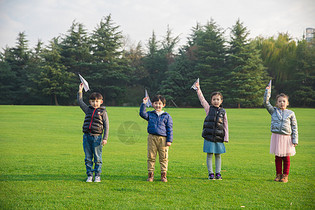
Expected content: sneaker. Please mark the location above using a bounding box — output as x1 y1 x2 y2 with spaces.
215 173 222 180
94 176 101 182
280 174 288 183
274 174 282 182
208 173 215 180
86 176 93 182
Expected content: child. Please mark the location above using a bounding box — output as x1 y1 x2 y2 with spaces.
195 82 229 180
78 83 109 182
139 95 173 182
263 84 298 183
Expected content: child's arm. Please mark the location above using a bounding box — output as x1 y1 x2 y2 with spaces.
291 112 298 146
139 97 149 120
166 115 173 146
77 83 89 113
102 111 109 145
223 113 229 143
195 82 210 114
263 85 274 115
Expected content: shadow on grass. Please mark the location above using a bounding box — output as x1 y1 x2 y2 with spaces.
0 174 146 182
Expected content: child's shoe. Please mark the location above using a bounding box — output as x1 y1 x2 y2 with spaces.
94 176 101 182
274 174 282 182
161 172 167 182
147 172 154 182
215 173 222 180
280 174 288 183
208 173 215 180
86 176 93 183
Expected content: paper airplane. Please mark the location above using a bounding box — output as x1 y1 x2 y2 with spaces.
145 89 152 107
79 74 90 92
268 79 272 88
191 78 199 90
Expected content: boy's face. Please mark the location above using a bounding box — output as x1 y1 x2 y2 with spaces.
276 96 288 110
89 99 103 109
211 95 223 108
152 100 165 112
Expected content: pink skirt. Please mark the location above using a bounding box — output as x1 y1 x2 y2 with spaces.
270 133 296 157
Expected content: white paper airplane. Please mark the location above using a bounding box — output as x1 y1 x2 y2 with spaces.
79 74 90 92
145 89 152 107
268 79 272 88
191 78 199 90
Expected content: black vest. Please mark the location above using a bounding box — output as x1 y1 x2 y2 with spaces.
83 106 106 134
202 106 225 142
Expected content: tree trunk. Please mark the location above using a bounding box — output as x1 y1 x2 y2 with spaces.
54 94 59 106
238 103 241 108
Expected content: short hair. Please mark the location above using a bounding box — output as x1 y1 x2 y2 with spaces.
151 95 166 105
89 92 103 100
211 91 223 100
276 93 289 101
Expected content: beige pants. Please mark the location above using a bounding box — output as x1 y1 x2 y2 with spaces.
147 134 169 173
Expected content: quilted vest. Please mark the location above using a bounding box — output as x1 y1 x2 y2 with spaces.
202 106 225 142
83 106 106 134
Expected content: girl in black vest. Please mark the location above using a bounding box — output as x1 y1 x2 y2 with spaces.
195 82 229 180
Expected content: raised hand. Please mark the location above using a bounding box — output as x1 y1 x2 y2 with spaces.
143 97 149 104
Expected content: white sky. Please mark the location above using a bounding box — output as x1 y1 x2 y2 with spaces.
0 0 314 50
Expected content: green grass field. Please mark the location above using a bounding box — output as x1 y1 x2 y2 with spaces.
0 105 314 209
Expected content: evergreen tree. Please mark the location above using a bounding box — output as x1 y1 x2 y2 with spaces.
227 19 269 108
0 58 16 104
159 24 203 106
32 38 74 105
195 19 227 98
142 31 166 93
1 32 31 104
59 20 92 74
90 15 128 105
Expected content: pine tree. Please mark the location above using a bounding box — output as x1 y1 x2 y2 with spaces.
32 38 74 105
195 19 227 99
89 15 128 105
227 19 269 108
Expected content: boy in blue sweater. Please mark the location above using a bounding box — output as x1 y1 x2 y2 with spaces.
140 95 173 182
78 83 109 183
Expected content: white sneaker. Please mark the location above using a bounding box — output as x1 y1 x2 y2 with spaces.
94 176 101 182
86 176 93 182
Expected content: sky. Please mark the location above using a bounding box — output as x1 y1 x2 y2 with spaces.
0 0 314 50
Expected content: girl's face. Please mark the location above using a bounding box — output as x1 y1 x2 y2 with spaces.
276 96 289 110
211 95 223 107
152 100 165 112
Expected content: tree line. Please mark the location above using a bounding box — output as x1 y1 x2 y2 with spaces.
0 15 314 107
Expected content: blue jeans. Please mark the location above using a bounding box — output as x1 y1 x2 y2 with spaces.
83 133 103 176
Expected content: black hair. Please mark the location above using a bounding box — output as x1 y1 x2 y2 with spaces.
151 95 166 105
210 91 223 100
89 92 103 100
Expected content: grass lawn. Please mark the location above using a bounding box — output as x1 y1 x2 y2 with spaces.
0 105 314 209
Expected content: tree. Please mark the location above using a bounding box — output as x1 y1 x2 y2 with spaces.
1 32 31 104
194 19 227 98
59 20 92 74
227 19 269 108
159 24 201 106
32 38 75 105
257 33 297 92
89 15 128 105
290 39 315 107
